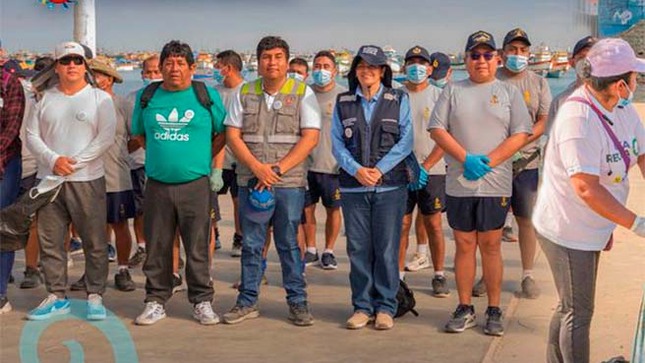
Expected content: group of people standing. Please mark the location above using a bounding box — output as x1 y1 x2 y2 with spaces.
1 27 645 363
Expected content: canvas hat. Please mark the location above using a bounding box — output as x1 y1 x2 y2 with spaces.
587 38 645 77
88 58 123 83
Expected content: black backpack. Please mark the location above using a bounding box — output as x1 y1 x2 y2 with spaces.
394 279 419 318
139 80 215 123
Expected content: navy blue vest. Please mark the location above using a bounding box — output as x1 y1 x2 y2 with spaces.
336 87 408 188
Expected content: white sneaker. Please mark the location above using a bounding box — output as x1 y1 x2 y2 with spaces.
193 301 219 325
405 252 431 272
135 301 166 326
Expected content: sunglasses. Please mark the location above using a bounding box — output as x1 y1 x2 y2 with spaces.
469 52 496 61
58 56 84 66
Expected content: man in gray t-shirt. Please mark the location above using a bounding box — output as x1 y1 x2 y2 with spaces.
303 51 346 270
494 28 552 299
428 30 532 337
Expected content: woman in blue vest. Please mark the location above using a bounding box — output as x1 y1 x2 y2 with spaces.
331 45 413 330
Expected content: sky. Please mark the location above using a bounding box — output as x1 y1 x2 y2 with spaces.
0 0 593 55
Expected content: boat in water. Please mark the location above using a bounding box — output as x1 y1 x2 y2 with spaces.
546 51 570 78
449 53 465 70
529 44 552 77
383 45 403 74
194 52 214 80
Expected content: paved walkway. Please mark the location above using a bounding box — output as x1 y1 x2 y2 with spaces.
1 108 644 363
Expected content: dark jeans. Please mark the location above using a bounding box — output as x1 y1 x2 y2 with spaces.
0 156 21 297
38 178 109 296
143 177 214 305
341 187 406 316
236 187 307 307
539 234 600 363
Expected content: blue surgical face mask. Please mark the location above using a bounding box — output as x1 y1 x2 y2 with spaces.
213 68 226 84
406 64 428 84
505 55 529 73
312 69 333 87
142 78 162 86
288 72 305 82
618 80 634 107
430 77 448 89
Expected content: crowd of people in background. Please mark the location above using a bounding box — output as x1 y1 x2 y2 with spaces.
1 28 644 363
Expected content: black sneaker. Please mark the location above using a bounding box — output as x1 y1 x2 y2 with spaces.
128 247 147 268
303 252 319 266
70 275 86 291
288 302 314 326
8 275 14 284
444 304 476 333
484 306 504 336
115 269 136 292
20 267 43 289
172 273 185 294
231 234 243 258
320 252 338 270
431 275 450 298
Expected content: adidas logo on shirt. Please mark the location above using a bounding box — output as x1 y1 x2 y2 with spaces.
154 108 193 142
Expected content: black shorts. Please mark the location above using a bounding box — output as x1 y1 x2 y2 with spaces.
19 173 38 197
446 195 511 232
217 168 238 198
406 175 446 215
106 190 136 224
511 168 538 219
304 172 341 208
130 167 146 216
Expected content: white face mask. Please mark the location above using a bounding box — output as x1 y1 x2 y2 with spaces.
287 72 305 82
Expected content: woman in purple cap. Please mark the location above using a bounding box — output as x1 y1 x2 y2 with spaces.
533 38 645 363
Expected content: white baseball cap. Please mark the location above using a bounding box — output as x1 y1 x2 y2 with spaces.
587 38 645 78
54 41 86 60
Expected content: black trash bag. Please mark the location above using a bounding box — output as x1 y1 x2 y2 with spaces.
395 279 419 318
0 185 62 252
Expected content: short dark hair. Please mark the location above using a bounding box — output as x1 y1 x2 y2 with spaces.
160 40 195 66
216 50 243 72
34 56 55 72
579 59 632 91
256 36 289 61
289 57 309 73
314 50 336 67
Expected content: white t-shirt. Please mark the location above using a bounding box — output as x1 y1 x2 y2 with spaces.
224 81 322 130
216 83 243 170
533 87 645 251
19 80 37 178
26 85 117 182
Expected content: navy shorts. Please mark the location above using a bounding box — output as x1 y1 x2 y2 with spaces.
304 171 341 208
211 190 221 222
19 173 38 197
106 190 136 224
130 167 146 216
217 168 238 198
446 195 511 232
406 175 446 215
511 168 538 219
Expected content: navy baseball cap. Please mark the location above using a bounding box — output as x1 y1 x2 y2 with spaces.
572 36 597 57
355 45 388 66
465 31 496 52
503 28 532 47
429 52 451 80
404 45 431 63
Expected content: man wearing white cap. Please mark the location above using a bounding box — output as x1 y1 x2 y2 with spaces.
533 38 645 363
25 41 117 321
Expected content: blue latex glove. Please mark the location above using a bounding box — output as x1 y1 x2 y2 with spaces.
463 154 491 181
408 165 429 191
209 168 224 192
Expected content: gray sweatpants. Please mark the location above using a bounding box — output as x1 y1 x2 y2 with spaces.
38 178 109 296
538 234 600 363
143 177 214 305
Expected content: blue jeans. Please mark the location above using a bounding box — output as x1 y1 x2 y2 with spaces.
0 156 22 297
237 187 307 307
342 187 406 316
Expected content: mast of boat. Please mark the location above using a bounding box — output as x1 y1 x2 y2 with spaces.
73 0 97 56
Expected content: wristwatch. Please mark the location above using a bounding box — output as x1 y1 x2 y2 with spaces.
271 165 283 177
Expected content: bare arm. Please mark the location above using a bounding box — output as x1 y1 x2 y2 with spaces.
639 154 645 180
430 128 466 163
570 173 636 229
213 145 225 168
526 114 547 144
211 133 225 159
487 133 530 168
421 143 445 171
277 129 319 173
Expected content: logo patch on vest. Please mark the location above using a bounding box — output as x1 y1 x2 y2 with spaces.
344 128 353 138
284 95 295 107
273 100 283 110
342 118 357 127
383 93 397 101
339 95 357 103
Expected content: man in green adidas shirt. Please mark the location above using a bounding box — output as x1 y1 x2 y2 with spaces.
131 40 226 326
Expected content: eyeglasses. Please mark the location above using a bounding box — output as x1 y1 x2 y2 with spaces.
58 56 84 66
469 52 496 61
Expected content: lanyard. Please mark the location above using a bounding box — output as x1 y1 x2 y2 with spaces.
566 94 631 175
